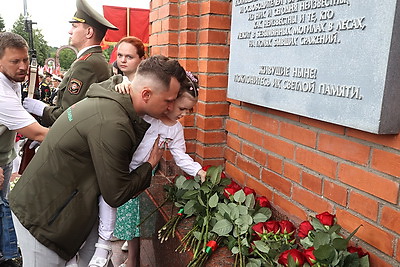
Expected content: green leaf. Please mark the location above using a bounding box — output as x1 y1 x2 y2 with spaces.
360 255 370 267
256 207 272 219
231 246 239 254
245 193 256 208
241 236 250 247
246 258 262 267
235 217 244 226
208 165 223 185
253 240 270 253
314 232 331 248
209 192 219 208
193 231 202 241
314 244 336 261
181 190 199 200
199 183 211 194
197 192 205 207
238 204 249 215
234 189 246 203
343 253 361 267
211 219 233 236
288 255 297 267
217 203 230 216
175 175 187 189
229 205 240 220
332 237 348 251
214 213 224 221
311 217 327 232
184 200 197 216
345 224 363 242
242 214 253 225
300 236 313 249
328 224 341 234
181 179 198 190
253 212 270 223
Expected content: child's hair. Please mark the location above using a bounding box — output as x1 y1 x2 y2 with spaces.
179 71 199 99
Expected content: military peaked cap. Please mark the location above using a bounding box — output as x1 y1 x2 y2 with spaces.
70 0 118 31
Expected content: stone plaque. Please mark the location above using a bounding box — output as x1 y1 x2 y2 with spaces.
227 0 400 134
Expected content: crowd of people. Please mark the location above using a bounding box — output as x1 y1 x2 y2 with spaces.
0 0 207 266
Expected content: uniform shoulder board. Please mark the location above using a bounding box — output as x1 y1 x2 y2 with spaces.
78 53 93 61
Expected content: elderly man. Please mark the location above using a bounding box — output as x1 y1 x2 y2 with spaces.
10 55 187 267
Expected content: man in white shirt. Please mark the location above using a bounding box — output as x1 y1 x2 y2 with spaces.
0 32 48 200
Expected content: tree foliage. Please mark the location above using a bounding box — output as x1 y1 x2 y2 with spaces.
102 45 115 63
58 48 77 71
11 14 50 66
0 15 5 32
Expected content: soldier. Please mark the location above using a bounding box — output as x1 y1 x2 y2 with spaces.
22 0 118 127
39 73 52 103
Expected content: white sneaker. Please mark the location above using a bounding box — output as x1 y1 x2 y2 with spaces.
121 241 128 251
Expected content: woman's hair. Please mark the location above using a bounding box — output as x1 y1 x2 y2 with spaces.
179 71 199 99
116 36 145 58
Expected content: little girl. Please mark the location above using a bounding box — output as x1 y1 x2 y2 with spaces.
86 72 205 267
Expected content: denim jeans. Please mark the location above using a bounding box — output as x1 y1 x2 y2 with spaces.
0 198 19 260
0 162 19 260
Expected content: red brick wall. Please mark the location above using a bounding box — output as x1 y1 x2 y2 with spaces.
149 1 399 266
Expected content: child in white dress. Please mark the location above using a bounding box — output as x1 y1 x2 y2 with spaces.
86 72 205 267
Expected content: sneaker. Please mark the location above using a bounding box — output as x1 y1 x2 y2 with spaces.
121 241 128 251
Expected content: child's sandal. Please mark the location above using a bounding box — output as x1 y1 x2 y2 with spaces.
88 243 113 267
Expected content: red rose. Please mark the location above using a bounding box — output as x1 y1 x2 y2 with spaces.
278 249 306 267
303 247 317 265
202 165 211 171
316 212 336 226
298 221 314 238
264 220 280 234
227 180 242 191
252 222 265 235
185 176 193 180
347 246 369 258
221 171 227 178
224 187 239 199
256 196 271 208
279 220 295 234
243 186 256 196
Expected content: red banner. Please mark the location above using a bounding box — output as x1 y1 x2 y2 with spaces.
103 5 150 44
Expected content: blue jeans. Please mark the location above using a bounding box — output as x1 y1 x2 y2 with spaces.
0 162 19 260
0 198 19 260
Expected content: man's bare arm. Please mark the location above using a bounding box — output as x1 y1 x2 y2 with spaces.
17 122 49 142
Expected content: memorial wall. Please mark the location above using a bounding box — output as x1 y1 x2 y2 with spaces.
227 0 400 134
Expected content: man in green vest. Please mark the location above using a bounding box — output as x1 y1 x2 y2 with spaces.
10 55 187 266
22 0 118 127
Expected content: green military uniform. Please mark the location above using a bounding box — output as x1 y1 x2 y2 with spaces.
41 0 118 127
41 47 112 126
10 75 153 260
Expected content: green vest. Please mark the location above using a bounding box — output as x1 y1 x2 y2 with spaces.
0 127 16 166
